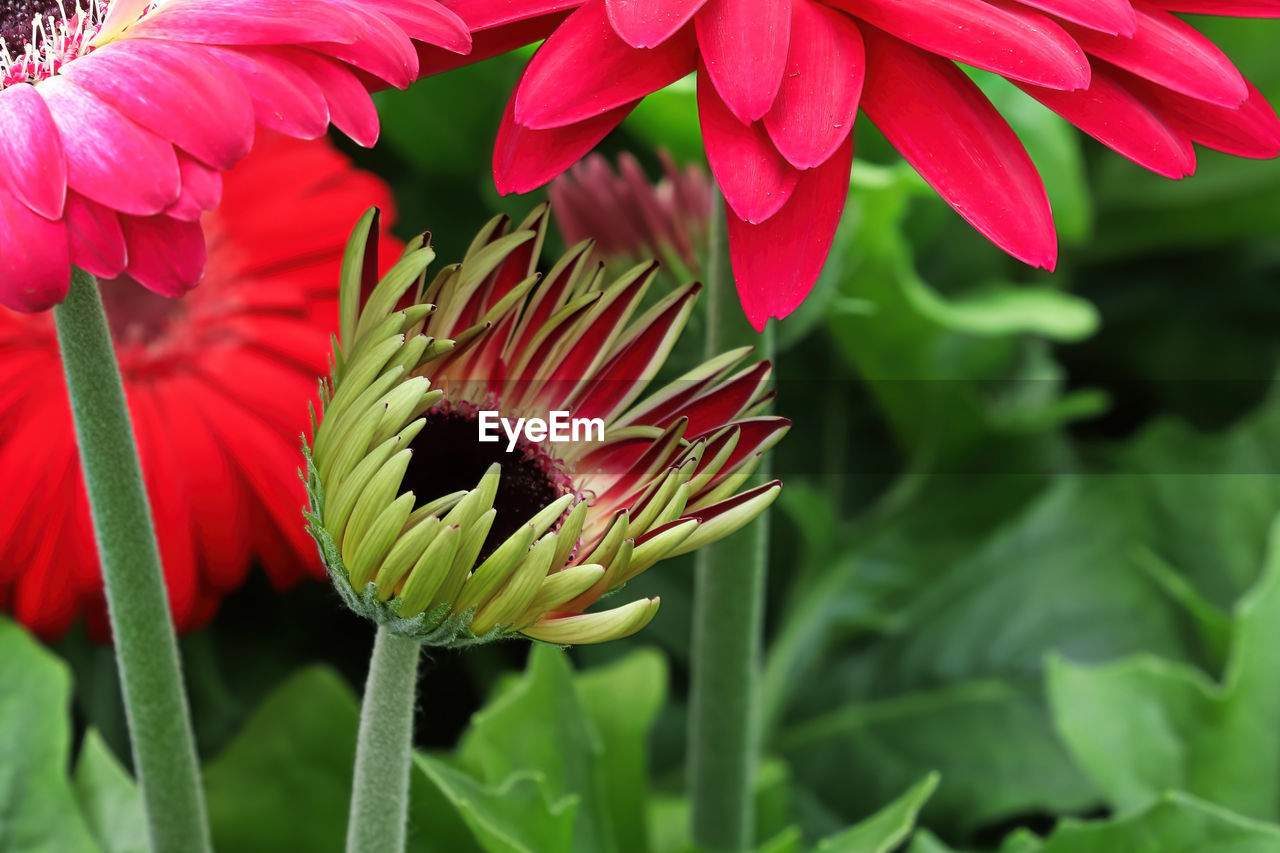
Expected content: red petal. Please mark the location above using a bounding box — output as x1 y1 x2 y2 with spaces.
695 0 792 122
120 215 207 297
727 137 851 330
1139 76 1280 159
418 13 568 75
1015 64 1195 179
38 77 181 216
1158 0 1280 13
65 193 127 279
0 188 70 312
0 84 67 219
60 40 254 171
446 0 581 29
606 0 708 47
495 93 634 194
1012 0 1136 34
514 2 696 129
1064 3 1247 106
827 0 1089 91
763 0 864 170
698 66 798 223
861 32 1056 271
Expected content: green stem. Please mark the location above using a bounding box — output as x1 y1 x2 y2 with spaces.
347 626 421 853
688 192 776 851
53 268 211 853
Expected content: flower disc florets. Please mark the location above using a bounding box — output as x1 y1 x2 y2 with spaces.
305 205 788 647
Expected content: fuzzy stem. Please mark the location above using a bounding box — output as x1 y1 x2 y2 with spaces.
347 626 421 853
688 191 775 851
53 268 211 853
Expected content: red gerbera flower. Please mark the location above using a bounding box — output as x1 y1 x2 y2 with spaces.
0 0 468 312
429 0 1280 329
0 131 403 638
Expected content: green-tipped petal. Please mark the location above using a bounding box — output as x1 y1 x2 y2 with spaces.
519 564 606 627
431 509 496 610
341 449 413 563
374 517 443 601
398 525 462 617
348 492 415 588
523 598 661 645
471 533 558 635
669 483 782 557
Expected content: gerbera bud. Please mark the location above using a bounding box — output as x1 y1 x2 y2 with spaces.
305 205 789 647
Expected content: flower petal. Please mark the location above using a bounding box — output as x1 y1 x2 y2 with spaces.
763 0 864 170
726 136 851 330
1064 3 1247 106
417 13 568 75
514 1 697 129
606 0 708 47
129 0 363 45
1012 0 1136 34
446 0 581 29
209 46 330 140
827 0 1089 91
861 32 1056 270
695 0 791 123
360 0 471 52
288 50 381 147
65 192 127 279
698 66 798 223
495 93 635 194
61 40 255 171
1139 76 1280 158
120 215 207 297
307 7 421 88
0 188 70 312
166 153 224 221
1015 64 1195 179
0 84 67 219
37 77 182 216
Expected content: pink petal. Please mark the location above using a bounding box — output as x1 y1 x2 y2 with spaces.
65 193 127 279
698 66 798 223
61 40 254 171
129 0 363 45
418 13 569 75
37 77 182 217
606 0 708 47
826 0 1089 91
1015 65 1195 179
763 0 863 170
166 153 224 221
0 84 67 219
861 31 1057 270
209 46 330 140
308 8 420 88
727 136 851 330
1011 0 1136 35
288 49 381 147
359 0 472 52
1139 76 1280 158
514 1 697 129
120 215 207 297
1064 4 1248 106
445 0 581 29
0 188 70 312
495 93 635 193
695 0 792 123
1158 0 1280 13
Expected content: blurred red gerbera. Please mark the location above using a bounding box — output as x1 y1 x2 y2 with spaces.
430 0 1280 329
0 0 468 312
0 131 403 638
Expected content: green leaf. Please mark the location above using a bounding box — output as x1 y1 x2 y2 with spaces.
781 681 1095 838
898 276 1098 343
1040 792 1280 853
576 649 668 853
416 757 576 853
457 645 615 853
814 772 938 853
0 617 100 853
1048 515 1280 821
73 731 145 853
204 665 474 853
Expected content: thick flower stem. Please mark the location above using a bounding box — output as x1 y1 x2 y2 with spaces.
53 268 211 853
347 626 422 853
688 192 775 852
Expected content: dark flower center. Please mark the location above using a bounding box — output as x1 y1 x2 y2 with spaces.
99 276 186 347
404 404 571 561
0 0 59 51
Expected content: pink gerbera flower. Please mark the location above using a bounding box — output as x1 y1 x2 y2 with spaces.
0 0 470 312
429 0 1280 329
